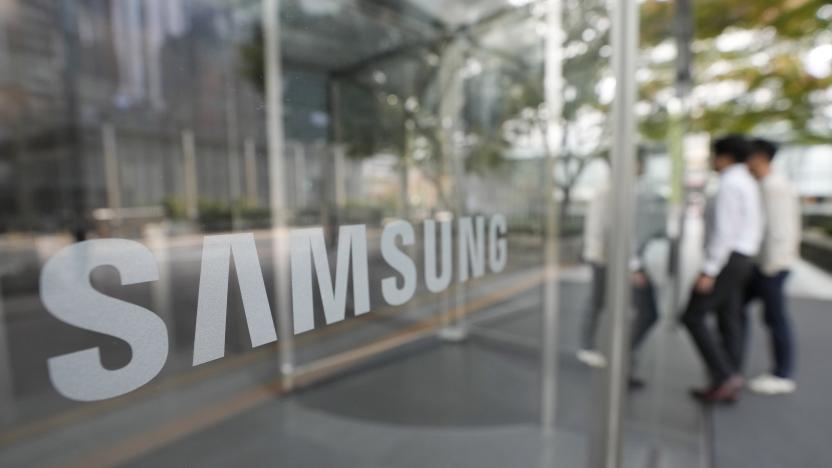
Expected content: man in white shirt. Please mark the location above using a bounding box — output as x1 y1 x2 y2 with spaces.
743 138 800 395
681 135 763 404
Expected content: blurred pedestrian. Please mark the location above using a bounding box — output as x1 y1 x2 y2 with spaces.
576 177 610 369
577 155 667 390
682 135 763 404
743 138 800 395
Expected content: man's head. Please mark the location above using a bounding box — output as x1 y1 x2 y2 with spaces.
746 138 779 180
711 135 750 172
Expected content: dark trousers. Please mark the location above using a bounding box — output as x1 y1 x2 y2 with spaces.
581 263 607 350
681 252 754 385
581 264 659 358
743 267 794 378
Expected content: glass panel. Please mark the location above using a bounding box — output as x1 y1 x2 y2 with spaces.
616 3 707 466
0 1 566 466
8 1 827 467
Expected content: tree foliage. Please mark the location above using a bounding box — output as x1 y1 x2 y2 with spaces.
640 0 832 143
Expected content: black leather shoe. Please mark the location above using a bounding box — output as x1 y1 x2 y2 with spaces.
691 376 744 404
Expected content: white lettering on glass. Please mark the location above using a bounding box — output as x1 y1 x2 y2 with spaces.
40 239 168 401
38 214 507 401
380 220 417 306
424 219 453 293
192 233 277 366
489 214 508 273
290 225 370 334
458 216 486 282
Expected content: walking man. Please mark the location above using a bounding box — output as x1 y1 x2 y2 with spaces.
744 138 800 395
682 135 763 404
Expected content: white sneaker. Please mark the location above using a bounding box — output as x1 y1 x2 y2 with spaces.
576 349 607 368
748 374 796 395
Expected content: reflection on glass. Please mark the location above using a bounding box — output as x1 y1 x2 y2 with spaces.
4 0 827 467
0 2 572 466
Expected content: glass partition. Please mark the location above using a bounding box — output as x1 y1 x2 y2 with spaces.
0 1 659 467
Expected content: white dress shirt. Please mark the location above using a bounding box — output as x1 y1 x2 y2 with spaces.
582 180 667 269
702 164 763 277
582 184 608 265
758 173 801 275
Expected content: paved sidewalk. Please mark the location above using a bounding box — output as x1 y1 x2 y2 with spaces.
663 214 832 467
787 259 832 301
710 268 832 468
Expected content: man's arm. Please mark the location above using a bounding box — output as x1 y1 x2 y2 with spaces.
583 188 607 263
763 183 800 273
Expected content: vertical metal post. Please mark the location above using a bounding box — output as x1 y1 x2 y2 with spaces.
0 14 8 78
399 121 412 221
182 129 199 222
592 0 638 466
4 12 36 232
58 0 87 234
541 0 564 436
324 79 343 245
102 124 122 232
224 10 243 231
436 41 468 341
294 144 307 207
333 146 346 210
448 129 469 340
0 276 14 423
244 137 259 205
146 0 164 110
263 0 295 389
668 0 693 312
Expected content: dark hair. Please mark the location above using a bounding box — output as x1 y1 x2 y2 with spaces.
749 138 779 161
712 135 751 163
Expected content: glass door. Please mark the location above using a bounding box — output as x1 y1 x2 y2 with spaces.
0 1 699 467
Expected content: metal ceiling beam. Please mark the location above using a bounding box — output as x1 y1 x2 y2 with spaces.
332 2 536 79
360 0 447 32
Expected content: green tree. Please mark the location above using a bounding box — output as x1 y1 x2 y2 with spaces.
640 0 832 143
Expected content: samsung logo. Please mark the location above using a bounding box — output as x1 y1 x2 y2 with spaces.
39 215 507 401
